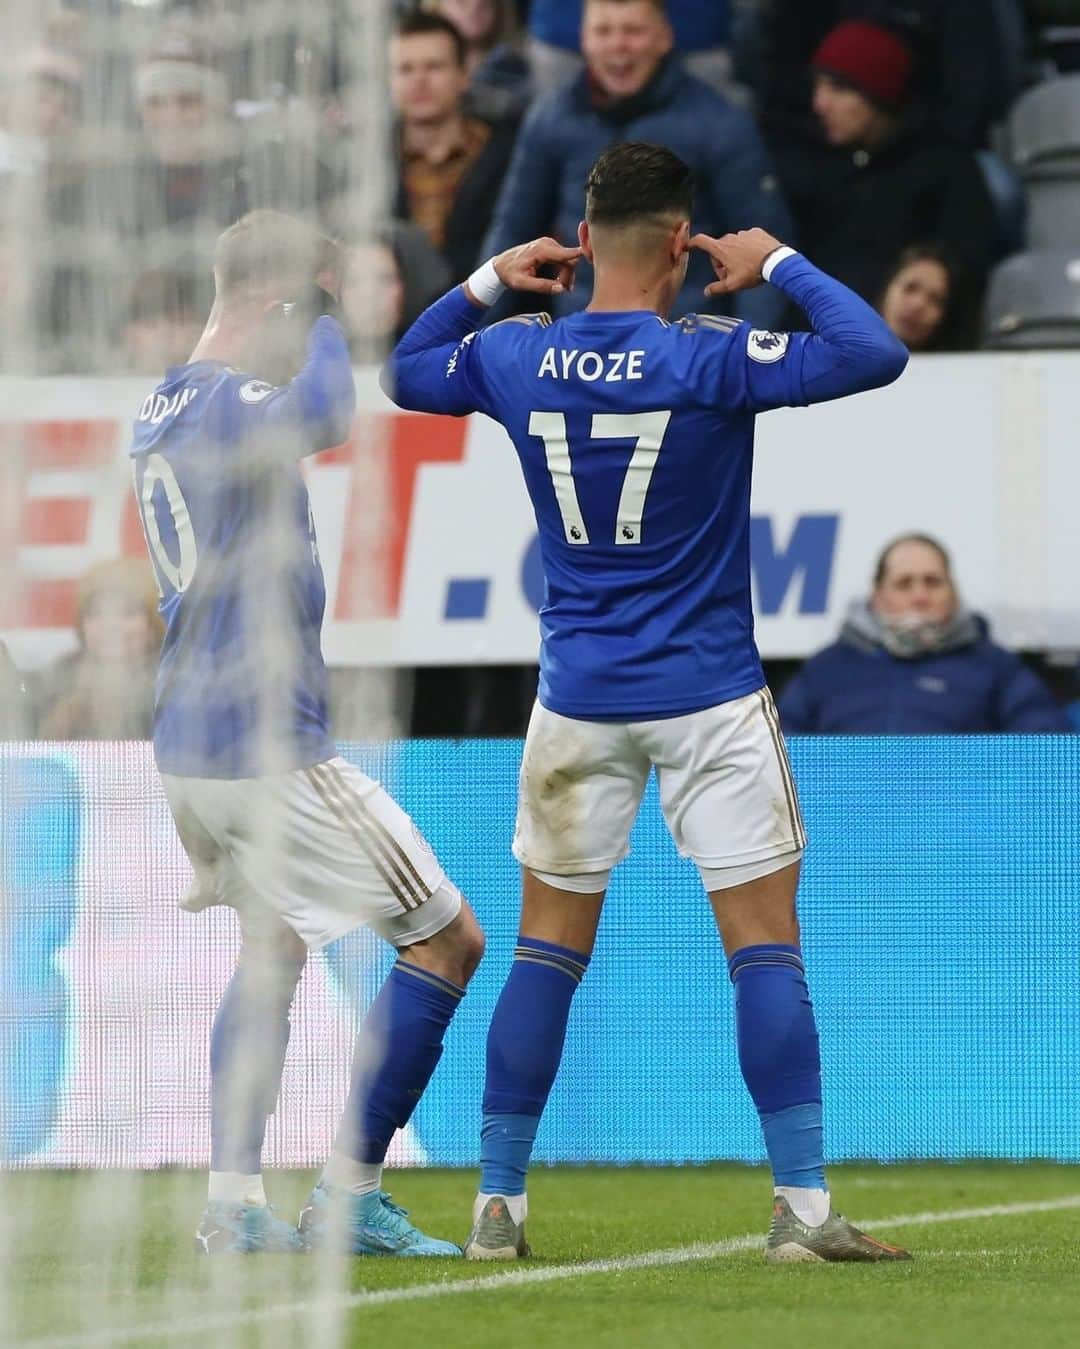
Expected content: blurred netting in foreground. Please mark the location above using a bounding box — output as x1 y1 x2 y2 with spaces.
0 0 391 375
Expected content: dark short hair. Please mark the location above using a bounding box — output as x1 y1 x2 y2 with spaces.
394 8 468 66
214 210 334 298
873 534 952 588
585 141 694 228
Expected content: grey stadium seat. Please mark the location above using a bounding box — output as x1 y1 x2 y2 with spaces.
983 249 1080 348
1025 177 1080 248
1009 74 1080 178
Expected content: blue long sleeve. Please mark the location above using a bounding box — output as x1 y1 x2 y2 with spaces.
710 252 907 413
249 316 357 454
382 285 489 416
770 253 909 404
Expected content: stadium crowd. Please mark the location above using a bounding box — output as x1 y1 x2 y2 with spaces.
3 0 1079 736
4 0 1075 371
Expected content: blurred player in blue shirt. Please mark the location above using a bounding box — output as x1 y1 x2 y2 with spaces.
385 142 912 1262
131 210 484 1257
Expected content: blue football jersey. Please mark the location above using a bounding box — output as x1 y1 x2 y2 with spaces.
386 252 907 721
130 317 356 778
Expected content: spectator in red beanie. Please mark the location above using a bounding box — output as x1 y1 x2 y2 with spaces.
772 19 996 323
756 1 1025 152
812 20 912 134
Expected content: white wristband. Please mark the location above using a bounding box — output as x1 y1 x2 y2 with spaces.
761 246 798 283
466 258 506 307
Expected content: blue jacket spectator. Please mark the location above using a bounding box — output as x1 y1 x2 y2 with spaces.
778 535 1070 734
482 4 792 325
525 0 740 99
528 0 732 55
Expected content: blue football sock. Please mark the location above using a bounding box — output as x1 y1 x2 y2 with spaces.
210 943 306 1174
336 959 464 1165
480 937 589 1196
728 944 826 1190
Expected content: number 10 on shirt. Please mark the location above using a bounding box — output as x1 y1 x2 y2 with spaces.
529 410 672 546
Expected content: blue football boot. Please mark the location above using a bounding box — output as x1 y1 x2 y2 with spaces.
298 1184 461 1257
194 1201 306 1254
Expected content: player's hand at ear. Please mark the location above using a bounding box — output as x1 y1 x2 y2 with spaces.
493 237 583 296
690 229 784 297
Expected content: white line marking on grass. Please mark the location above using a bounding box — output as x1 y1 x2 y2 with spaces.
918 1250 999 1258
26 1193 1080 1348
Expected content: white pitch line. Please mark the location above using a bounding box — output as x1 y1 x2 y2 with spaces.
25 1193 1080 1349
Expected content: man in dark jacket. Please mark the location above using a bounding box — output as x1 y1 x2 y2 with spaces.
773 20 996 311
778 534 1070 734
390 9 519 284
482 0 792 326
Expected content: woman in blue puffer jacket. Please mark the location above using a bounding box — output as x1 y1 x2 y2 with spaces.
778 534 1071 734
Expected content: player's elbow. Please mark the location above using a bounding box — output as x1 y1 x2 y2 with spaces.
378 361 396 404
865 330 909 388
379 358 414 410
325 406 355 448
322 382 358 448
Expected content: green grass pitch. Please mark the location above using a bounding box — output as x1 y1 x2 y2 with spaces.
6 1164 1080 1349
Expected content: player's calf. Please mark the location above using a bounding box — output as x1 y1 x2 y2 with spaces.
470 911 595 1258
305 893 481 1251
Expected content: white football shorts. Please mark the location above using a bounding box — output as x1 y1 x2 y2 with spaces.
161 756 460 949
513 689 806 891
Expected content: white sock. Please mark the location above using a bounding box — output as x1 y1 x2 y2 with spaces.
208 1171 267 1206
321 1150 383 1196
774 1185 831 1228
476 1191 527 1226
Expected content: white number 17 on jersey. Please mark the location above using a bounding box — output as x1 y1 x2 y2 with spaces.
529 410 672 546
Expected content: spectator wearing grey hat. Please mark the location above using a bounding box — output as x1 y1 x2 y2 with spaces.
103 32 248 290
134 38 232 171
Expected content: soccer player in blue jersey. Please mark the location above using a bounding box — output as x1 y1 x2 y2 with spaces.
130 210 485 1256
384 143 913 1263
